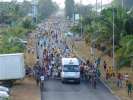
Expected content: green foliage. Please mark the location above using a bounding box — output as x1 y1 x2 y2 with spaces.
0 1 32 25
65 0 75 19
71 3 133 69
71 25 81 33
116 35 133 68
75 4 93 17
0 1 37 54
0 26 30 54
38 0 58 20
19 1 32 16
125 17 133 35
21 17 35 29
113 0 133 9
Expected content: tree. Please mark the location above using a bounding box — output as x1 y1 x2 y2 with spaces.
65 0 75 19
116 35 133 68
125 17 133 35
0 26 28 54
19 0 32 16
71 1 133 69
75 4 93 17
21 17 35 29
0 1 32 25
0 1 35 54
113 0 133 10
38 0 58 20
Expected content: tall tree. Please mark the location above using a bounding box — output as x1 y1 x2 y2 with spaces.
65 0 75 19
0 1 32 24
75 4 93 17
38 0 58 20
19 0 32 16
114 0 133 10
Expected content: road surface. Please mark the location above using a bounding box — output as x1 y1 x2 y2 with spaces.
42 80 117 100
35 16 118 100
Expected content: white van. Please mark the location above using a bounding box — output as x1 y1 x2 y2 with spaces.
0 91 9 100
61 58 80 83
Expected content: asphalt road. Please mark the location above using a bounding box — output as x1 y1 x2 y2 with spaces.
36 16 118 100
42 80 118 100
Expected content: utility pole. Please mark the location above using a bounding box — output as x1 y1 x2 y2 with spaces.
32 0 38 23
122 0 124 9
80 0 83 37
92 0 98 61
101 0 102 11
112 5 115 68
96 0 98 16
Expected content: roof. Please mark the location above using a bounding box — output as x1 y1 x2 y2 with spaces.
0 53 24 57
62 58 79 65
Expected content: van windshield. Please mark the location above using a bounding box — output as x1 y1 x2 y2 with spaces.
63 65 79 72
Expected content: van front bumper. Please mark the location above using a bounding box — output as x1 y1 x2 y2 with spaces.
62 77 80 82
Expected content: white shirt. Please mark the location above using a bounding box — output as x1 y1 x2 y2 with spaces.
40 76 44 81
124 74 128 80
94 63 97 68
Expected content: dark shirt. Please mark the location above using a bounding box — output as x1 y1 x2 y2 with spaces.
128 83 132 90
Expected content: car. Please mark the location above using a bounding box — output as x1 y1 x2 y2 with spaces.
0 86 10 94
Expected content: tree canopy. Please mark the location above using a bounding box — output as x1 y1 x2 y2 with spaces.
65 0 75 19
38 0 58 20
113 0 133 10
71 1 133 68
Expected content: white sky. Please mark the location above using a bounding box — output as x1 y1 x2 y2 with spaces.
0 0 113 8
53 0 113 8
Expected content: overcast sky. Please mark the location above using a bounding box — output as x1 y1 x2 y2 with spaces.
0 0 113 8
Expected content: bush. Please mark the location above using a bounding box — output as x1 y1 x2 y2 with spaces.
21 17 35 29
0 26 28 54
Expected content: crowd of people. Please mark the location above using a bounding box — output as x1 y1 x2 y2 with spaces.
103 61 132 96
31 18 71 87
25 17 132 96
79 59 101 89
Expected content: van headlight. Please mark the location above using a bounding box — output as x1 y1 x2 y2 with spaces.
61 72 64 77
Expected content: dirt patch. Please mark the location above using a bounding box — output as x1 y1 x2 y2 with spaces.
24 32 37 67
10 77 40 100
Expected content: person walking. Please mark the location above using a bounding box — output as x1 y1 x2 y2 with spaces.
103 61 107 71
117 73 123 88
36 70 40 86
106 69 109 80
127 80 132 97
80 63 85 80
124 73 129 87
93 74 97 89
96 57 101 67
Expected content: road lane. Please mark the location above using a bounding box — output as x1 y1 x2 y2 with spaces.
42 80 118 100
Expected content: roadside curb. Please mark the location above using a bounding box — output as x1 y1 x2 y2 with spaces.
99 79 121 100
